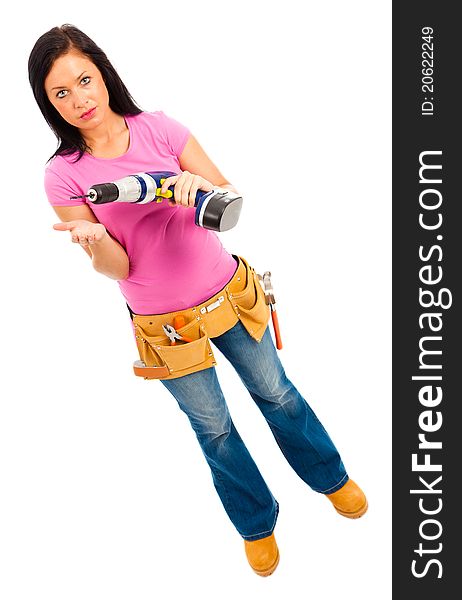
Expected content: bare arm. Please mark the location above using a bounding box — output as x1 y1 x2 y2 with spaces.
178 135 239 194
52 204 130 280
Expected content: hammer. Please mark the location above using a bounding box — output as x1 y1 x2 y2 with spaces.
259 271 283 350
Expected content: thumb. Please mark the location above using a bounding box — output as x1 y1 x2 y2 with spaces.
53 221 74 231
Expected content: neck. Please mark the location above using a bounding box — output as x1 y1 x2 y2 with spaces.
80 110 127 150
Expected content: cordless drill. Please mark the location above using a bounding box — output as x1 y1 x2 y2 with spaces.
71 171 243 232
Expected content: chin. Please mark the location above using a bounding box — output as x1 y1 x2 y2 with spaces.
79 116 101 129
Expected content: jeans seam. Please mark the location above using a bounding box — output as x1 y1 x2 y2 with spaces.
212 466 239 523
241 501 279 541
214 461 279 541
318 473 349 494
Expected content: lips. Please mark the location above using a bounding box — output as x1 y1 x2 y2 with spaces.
80 107 96 120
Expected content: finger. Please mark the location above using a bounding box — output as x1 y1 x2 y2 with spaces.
188 178 201 207
161 175 179 195
183 173 197 207
199 179 214 193
173 172 187 205
71 230 86 245
94 227 106 242
180 172 195 206
53 222 75 231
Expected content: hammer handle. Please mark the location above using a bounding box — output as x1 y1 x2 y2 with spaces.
271 307 283 350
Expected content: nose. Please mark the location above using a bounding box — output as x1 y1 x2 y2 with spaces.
73 90 88 109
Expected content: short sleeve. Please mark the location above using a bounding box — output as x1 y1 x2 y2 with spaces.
158 111 191 158
44 165 85 207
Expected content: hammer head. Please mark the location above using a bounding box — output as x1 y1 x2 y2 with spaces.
261 271 276 305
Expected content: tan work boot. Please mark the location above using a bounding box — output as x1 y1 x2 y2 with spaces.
244 532 280 577
326 479 368 519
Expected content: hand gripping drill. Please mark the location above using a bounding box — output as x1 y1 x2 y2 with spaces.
70 170 243 232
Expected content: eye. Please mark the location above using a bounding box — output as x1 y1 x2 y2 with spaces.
54 76 91 99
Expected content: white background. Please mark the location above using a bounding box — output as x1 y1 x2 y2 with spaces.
0 1 391 598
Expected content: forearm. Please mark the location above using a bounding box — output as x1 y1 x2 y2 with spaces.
89 233 130 280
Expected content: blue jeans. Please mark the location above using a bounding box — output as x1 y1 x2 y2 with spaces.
161 320 348 541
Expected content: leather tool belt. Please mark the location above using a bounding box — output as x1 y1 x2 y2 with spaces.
129 255 270 380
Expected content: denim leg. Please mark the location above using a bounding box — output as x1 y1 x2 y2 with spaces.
161 367 279 540
211 321 348 494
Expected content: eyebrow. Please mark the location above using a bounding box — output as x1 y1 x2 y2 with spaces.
50 71 88 91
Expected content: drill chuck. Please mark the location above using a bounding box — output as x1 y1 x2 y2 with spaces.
86 182 119 203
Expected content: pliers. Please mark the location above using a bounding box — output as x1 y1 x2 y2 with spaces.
162 323 194 345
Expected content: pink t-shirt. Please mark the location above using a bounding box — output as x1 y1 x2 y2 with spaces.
44 111 237 314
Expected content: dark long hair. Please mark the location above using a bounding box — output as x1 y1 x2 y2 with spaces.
28 24 142 162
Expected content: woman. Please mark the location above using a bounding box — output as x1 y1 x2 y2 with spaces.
28 24 367 577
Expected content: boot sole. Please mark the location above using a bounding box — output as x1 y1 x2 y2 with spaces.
251 549 280 577
335 499 368 519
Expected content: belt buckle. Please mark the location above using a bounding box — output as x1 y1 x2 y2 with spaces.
200 295 224 314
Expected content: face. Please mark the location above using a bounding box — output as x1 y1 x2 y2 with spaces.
44 50 110 131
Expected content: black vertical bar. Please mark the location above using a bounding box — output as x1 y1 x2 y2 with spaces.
393 2 460 596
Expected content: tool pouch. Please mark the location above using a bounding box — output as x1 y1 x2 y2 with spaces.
130 255 270 380
133 316 215 380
